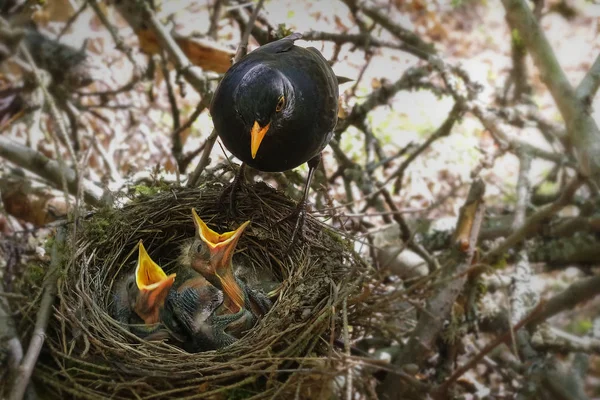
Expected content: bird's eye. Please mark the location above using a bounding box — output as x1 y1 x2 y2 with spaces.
196 243 203 253
275 96 285 112
127 280 135 290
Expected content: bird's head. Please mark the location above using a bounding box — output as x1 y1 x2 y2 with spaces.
189 208 249 312
129 240 176 324
233 65 295 159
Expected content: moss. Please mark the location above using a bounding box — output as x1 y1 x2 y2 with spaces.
24 262 45 285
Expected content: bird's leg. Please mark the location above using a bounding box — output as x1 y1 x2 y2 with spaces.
218 162 247 216
277 153 321 247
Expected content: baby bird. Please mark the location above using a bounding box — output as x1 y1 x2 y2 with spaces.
160 264 244 351
186 209 272 334
112 240 176 338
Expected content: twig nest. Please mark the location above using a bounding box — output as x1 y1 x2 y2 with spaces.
33 180 368 398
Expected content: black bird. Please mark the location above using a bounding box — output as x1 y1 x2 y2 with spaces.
210 32 339 243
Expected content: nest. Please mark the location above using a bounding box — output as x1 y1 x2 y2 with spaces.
25 180 371 399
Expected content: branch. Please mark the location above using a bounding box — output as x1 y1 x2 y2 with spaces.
139 2 208 95
527 274 600 330
576 52 600 104
378 179 486 399
483 176 583 264
302 30 406 50
8 227 66 400
340 0 435 60
0 137 105 207
502 0 600 185
186 129 218 187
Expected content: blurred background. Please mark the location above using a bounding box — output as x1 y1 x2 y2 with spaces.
2 0 600 398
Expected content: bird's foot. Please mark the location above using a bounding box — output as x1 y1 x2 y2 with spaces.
246 287 273 318
276 200 308 249
217 164 246 217
217 182 239 217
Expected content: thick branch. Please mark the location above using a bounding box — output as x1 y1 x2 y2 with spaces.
528 274 600 330
483 176 583 263
0 137 105 207
378 179 486 399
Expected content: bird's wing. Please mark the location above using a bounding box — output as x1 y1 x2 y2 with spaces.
256 32 303 54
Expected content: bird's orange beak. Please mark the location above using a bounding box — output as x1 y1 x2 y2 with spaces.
250 120 271 159
191 208 250 311
135 240 176 324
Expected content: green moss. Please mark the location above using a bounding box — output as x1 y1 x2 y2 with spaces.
25 262 45 285
566 318 592 335
227 388 255 400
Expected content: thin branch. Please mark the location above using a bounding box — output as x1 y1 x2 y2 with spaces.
233 0 266 62
8 227 66 400
187 0 266 186
0 137 105 207
187 129 218 187
390 103 463 194
302 30 406 50
502 0 600 184
207 0 226 40
140 2 208 95
340 0 436 60
576 52 600 103
87 0 141 74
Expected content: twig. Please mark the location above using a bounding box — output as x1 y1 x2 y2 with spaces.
207 0 226 40
576 52 600 104
186 129 218 187
0 136 105 207
140 1 208 95
340 0 435 60
87 0 141 75
57 1 88 40
342 298 352 400
390 103 463 194
233 0 266 62
302 30 406 50
8 227 67 400
171 100 208 172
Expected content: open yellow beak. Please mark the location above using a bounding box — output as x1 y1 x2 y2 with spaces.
135 240 176 313
250 120 271 159
191 208 250 311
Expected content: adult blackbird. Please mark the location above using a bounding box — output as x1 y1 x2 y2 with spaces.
112 241 176 338
210 32 338 244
